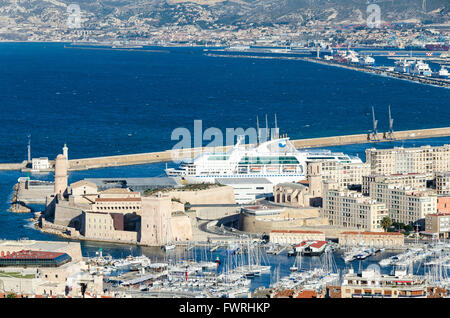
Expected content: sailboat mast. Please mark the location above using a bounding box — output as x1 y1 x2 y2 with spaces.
256 115 260 145
274 113 278 139
265 114 269 141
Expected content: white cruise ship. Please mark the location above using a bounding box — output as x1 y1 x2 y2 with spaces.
165 134 362 184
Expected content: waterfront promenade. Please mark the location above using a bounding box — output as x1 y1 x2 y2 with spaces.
1 126 448 172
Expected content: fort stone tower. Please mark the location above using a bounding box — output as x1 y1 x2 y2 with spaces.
140 194 172 245
54 154 68 196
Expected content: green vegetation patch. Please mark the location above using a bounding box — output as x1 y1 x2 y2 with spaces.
0 272 36 279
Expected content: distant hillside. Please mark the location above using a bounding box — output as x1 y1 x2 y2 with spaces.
0 0 448 29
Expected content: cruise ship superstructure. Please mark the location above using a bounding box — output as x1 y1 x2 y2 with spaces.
166 129 362 185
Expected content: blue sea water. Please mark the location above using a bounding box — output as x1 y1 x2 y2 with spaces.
0 42 449 162
0 43 449 289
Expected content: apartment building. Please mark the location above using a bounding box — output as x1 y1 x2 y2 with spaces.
370 182 437 225
322 184 388 232
436 173 450 195
425 213 450 239
362 173 431 196
366 145 450 175
308 160 370 189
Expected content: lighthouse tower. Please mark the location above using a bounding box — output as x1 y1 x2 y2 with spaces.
62 144 69 160
54 154 68 197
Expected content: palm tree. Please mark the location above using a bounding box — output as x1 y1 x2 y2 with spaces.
381 216 392 232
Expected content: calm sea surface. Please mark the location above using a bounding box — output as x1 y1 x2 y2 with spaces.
0 43 449 289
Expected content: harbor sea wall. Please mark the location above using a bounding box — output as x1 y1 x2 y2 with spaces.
66 127 450 170
2 127 449 172
291 127 450 149
0 163 25 171
238 207 325 234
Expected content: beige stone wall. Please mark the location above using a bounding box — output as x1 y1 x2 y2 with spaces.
84 211 138 243
238 207 327 233
194 206 239 220
171 200 185 213
71 183 98 197
338 232 404 247
170 215 193 241
270 231 325 244
53 201 85 227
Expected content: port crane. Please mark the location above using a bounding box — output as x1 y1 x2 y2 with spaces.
385 105 395 140
369 106 379 141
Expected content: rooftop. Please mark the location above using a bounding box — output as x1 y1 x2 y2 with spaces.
70 180 98 189
95 197 142 202
0 250 65 260
276 182 308 190
341 231 403 236
271 230 323 234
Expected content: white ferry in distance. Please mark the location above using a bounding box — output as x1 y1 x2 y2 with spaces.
165 131 362 184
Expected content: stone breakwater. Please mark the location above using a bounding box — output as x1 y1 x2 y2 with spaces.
65 126 450 171
1 127 449 172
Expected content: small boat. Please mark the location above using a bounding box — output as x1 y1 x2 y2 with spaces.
214 256 221 265
287 249 296 257
289 265 298 272
245 272 255 278
163 244 176 251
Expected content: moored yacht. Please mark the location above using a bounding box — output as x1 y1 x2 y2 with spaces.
394 58 415 73
437 66 449 78
408 60 432 76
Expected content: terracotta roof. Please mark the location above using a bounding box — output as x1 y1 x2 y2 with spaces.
0 250 66 260
274 289 296 298
100 188 135 194
271 230 324 234
296 290 318 298
341 231 403 236
427 213 450 217
309 241 327 248
296 240 327 248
